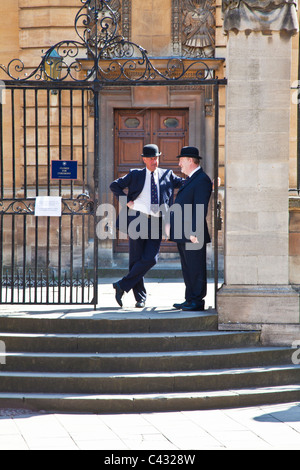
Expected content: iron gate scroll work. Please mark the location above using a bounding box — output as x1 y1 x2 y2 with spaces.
0 0 226 308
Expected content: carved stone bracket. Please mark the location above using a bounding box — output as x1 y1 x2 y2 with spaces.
222 0 299 35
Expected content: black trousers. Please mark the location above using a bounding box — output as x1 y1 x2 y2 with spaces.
119 214 162 303
177 242 207 305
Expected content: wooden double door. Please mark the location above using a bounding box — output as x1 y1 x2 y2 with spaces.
114 108 189 252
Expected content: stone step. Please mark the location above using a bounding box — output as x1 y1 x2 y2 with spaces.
0 311 218 334
0 365 299 394
0 330 260 353
1 346 292 373
0 308 296 413
0 385 300 413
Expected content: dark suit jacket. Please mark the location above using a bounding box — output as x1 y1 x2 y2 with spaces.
110 167 183 229
170 167 212 245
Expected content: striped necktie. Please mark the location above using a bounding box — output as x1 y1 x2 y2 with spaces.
151 171 159 213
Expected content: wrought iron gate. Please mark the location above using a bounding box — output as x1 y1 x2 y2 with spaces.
0 82 99 306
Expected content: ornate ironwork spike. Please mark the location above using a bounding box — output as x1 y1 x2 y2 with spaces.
0 0 215 84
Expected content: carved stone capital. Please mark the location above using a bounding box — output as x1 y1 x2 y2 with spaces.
172 0 216 58
222 0 299 35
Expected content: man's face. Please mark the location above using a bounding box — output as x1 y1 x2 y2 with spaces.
178 156 192 176
143 156 159 172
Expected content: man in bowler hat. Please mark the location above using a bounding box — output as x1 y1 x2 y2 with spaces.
170 146 212 311
110 144 183 308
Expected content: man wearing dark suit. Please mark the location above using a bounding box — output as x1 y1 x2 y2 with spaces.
170 146 212 311
110 144 183 308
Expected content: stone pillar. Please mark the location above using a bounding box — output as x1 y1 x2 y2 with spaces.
218 1 300 345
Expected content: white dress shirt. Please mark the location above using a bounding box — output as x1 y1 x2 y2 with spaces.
132 168 160 217
188 166 201 179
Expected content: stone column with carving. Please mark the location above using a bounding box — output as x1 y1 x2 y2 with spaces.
218 0 300 345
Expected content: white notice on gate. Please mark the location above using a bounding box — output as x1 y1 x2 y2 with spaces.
35 196 62 217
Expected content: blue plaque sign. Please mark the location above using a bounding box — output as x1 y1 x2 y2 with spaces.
51 160 78 180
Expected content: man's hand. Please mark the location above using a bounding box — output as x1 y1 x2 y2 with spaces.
164 222 171 241
190 235 199 244
127 200 134 209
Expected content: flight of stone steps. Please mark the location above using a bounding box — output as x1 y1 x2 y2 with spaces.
0 310 299 413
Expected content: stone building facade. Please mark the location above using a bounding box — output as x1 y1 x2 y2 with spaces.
0 0 299 345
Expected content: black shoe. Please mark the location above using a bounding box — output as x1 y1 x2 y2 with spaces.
182 301 205 312
135 301 145 308
173 300 191 309
113 282 124 307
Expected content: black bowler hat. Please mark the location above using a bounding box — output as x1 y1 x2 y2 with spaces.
177 146 202 159
141 144 161 157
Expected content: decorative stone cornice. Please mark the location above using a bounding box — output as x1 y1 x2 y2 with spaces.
222 0 299 35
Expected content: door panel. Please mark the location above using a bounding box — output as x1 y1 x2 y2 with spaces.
114 108 189 252
153 110 187 172
115 110 148 172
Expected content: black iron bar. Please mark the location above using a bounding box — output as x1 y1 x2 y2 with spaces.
70 89 74 200
22 216 27 303
58 89 62 304
93 85 100 308
2 78 227 90
34 89 39 303
40 269 44 303
11 215 15 303
28 269 32 303
64 271 67 304
297 30 300 191
34 217 39 304
52 270 55 304
58 217 62 304
17 269 20 303
23 89 27 199
70 215 74 304
46 217 50 304
22 88 27 303
76 272 79 304
46 89 51 304
5 270 8 303
35 89 39 196
47 89 51 195
213 84 219 310
58 89 62 195
0 214 3 303
81 214 85 304
81 90 86 304
11 89 16 199
82 90 86 193
0 98 3 200
87 271 90 304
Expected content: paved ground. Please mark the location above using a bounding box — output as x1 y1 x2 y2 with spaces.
0 277 217 317
0 278 299 450
0 402 300 450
